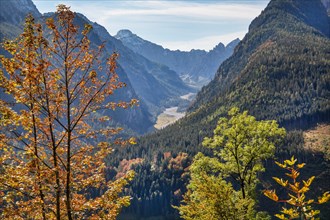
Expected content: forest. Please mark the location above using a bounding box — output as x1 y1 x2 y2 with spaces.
1 0 330 219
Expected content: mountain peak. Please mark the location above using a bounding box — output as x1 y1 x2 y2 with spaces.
115 29 146 48
250 0 329 37
116 29 133 37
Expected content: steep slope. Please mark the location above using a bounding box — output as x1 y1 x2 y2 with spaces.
141 0 330 150
116 0 330 218
85 20 194 117
0 0 41 52
190 0 330 125
0 1 154 134
115 29 239 87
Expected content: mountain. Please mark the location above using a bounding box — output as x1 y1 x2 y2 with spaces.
72 15 194 118
0 0 196 133
189 39 240 85
1 0 155 134
0 0 41 52
190 0 330 123
0 0 40 25
115 0 330 218
115 29 239 87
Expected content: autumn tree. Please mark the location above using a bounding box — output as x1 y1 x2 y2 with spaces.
264 156 330 220
177 107 286 219
0 5 137 219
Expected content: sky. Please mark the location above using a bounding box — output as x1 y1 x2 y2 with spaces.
33 0 270 51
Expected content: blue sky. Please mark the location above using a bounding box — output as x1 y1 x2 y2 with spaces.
33 0 270 51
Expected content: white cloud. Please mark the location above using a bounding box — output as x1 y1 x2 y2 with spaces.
33 0 269 50
162 31 246 51
98 2 262 20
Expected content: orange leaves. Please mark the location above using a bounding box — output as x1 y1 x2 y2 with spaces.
318 192 330 204
285 169 300 180
296 163 305 169
264 156 328 219
1 4 136 219
263 190 279 201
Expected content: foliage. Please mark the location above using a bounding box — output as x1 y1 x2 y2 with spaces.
117 1 330 216
175 152 255 220
264 156 330 220
0 5 136 219
176 108 286 219
203 107 286 199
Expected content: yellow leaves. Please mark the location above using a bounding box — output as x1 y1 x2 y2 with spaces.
303 176 315 187
298 186 309 194
275 161 287 169
274 214 287 219
297 163 305 169
0 4 134 219
98 116 110 122
288 183 299 192
128 137 137 145
284 156 297 166
273 177 288 187
89 70 97 79
318 191 330 204
263 190 278 201
266 156 329 220
130 99 139 107
285 169 300 180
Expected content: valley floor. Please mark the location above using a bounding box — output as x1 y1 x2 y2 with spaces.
154 107 185 130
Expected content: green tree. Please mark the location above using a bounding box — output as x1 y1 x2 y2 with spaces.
0 5 136 219
177 107 286 219
264 156 330 220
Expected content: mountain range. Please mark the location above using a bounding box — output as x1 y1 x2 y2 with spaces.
115 29 239 87
116 0 330 218
0 0 237 134
1 0 330 219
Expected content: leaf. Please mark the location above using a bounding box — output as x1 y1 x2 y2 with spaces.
128 137 137 145
264 190 279 202
303 176 315 187
275 161 287 169
275 214 287 220
284 156 297 166
296 163 305 169
318 191 330 204
273 177 288 187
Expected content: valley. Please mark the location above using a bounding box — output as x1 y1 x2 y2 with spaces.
154 107 185 130
1 0 330 219
154 93 196 130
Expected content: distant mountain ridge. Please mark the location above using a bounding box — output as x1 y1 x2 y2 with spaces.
0 0 194 134
120 0 330 217
73 15 194 117
115 29 239 87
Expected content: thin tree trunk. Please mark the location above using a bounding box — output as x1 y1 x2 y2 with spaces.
64 33 73 220
42 74 61 220
31 104 47 220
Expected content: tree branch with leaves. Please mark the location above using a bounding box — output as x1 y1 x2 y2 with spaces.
0 5 137 219
264 156 330 220
177 107 286 219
